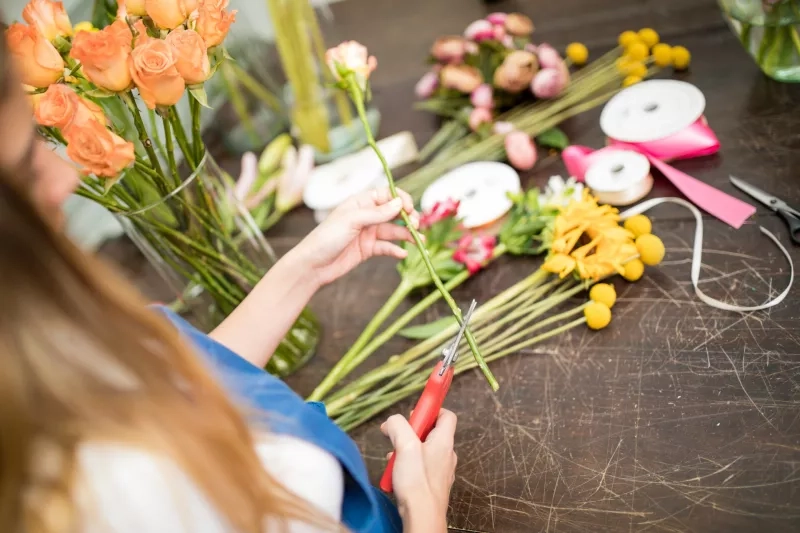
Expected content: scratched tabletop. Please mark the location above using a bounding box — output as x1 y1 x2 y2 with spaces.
101 0 800 531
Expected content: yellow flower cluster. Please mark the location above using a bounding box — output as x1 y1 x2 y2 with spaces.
615 28 691 88
585 283 616 330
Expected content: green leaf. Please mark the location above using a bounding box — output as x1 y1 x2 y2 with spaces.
190 86 211 108
83 87 116 99
399 316 458 339
536 127 570 150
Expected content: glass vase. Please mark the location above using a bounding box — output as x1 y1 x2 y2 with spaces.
115 152 320 377
720 0 800 82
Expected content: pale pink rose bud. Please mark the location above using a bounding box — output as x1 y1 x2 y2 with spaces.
465 41 479 55
493 121 515 135
468 107 493 131
502 35 514 48
493 25 506 41
464 19 494 41
504 131 537 170
431 36 467 63
524 43 538 54
470 83 494 109
415 71 439 99
531 67 569 99
536 43 563 69
487 12 507 25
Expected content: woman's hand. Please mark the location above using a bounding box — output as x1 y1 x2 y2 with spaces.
381 410 457 533
292 187 420 288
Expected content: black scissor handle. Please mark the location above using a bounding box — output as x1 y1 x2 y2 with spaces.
777 207 800 245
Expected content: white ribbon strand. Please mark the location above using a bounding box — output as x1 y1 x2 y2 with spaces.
619 197 794 312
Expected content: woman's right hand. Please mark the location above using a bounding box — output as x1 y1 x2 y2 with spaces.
381 409 457 532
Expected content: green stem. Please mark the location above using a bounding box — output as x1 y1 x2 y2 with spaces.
161 115 180 188
345 73 497 391
148 108 168 157
122 92 166 188
307 278 415 401
168 107 196 170
189 94 203 164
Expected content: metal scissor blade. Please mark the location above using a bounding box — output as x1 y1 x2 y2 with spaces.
729 175 787 213
441 300 477 368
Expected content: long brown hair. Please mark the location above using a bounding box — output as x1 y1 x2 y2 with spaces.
0 24 333 533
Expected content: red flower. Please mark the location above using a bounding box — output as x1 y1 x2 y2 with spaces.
420 198 460 229
453 234 496 274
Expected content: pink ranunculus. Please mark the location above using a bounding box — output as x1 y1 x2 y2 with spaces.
453 234 496 274
536 43 563 69
468 107 493 131
504 131 537 170
493 121 515 135
431 36 467 63
493 25 506 41
415 71 439 99
486 12 507 25
420 198 460 229
464 19 494 41
531 66 569 99
470 83 494 109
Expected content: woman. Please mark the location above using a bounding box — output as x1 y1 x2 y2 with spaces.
0 27 456 533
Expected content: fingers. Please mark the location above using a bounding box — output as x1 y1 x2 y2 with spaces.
381 414 421 453
426 408 457 449
350 188 419 228
372 241 408 260
375 222 415 244
350 197 404 227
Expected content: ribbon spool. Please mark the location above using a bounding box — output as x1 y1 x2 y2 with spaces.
583 150 653 206
421 162 521 228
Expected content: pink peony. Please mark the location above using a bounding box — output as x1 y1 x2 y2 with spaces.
415 71 439 98
531 66 569 99
486 12 507 25
468 107 493 131
470 83 494 109
504 131 537 170
464 19 494 41
536 43 563 69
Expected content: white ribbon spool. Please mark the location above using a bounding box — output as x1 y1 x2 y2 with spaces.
584 150 653 206
421 162 521 228
621 198 794 312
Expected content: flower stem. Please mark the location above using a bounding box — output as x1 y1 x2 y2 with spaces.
168 107 196 170
189 93 204 163
161 115 180 188
123 92 166 188
345 73 497 391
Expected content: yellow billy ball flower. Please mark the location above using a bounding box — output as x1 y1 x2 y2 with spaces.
589 283 617 308
566 42 589 65
618 30 639 48
626 41 649 61
622 259 645 282
629 61 647 78
623 214 652 237
635 234 666 266
623 75 642 87
638 28 660 48
585 301 612 330
651 43 672 67
672 46 691 70
74 21 97 32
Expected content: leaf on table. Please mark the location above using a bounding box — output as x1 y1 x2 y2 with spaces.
536 127 569 150
399 316 457 339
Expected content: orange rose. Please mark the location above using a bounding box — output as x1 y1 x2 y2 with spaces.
131 19 151 47
70 20 133 92
22 0 72 42
120 0 147 17
5 24 64 88
129 38 186 109
65 119 135 178
165 28 210 84
145 0 197 30
194 0 236 48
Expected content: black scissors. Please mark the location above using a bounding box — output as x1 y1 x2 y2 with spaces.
730 175 800 245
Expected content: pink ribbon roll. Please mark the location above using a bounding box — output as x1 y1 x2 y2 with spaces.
562 117 756 229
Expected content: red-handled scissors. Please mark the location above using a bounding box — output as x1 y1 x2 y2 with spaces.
379 299 477 494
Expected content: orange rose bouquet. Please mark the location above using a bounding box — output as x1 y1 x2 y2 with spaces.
7 0 321 377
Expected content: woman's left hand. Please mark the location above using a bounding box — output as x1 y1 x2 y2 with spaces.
294 187 421 287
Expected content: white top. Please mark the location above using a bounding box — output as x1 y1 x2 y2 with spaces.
74 434 344 533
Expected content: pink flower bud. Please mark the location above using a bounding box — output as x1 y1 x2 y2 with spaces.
468 107 493 131
524 43 538 54
493 25 506 41
536 43 563 69
502 35 515 48
415 71 439 99
493 121 515 135
486 12 507 25
465 41 479 55
464 19 494 41
531 66 569 99
431 36 467 63
470 83 494 109
504 131 537 170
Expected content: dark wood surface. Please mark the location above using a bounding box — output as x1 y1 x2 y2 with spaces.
101 0 800 531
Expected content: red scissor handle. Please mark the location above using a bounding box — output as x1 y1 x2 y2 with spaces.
379 360 454 493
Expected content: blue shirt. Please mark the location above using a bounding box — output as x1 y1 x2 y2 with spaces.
156 307 402 533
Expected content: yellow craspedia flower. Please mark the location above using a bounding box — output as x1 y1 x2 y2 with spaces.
566 42 589 65
626 42 649 61
616 58 645 76
622 259 645 282
589 283 617 308
585 301 612 330
623 75 642 87
618 30 639 48
74 21 97 32
635 234 665 266
638 28 660 48
671 46 691 70
623 214 652 237
651 43 672 67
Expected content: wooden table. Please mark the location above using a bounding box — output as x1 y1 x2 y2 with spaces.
102 0 800 530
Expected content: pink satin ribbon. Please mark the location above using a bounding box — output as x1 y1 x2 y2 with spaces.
562 118 756 229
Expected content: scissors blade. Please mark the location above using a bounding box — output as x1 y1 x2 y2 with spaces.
442 300 477 367
729 175 790 214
